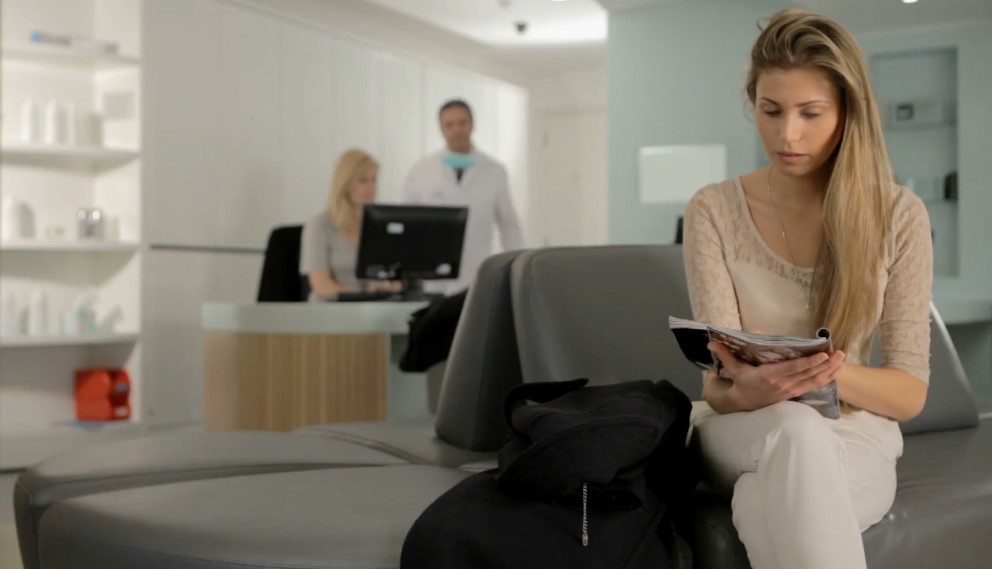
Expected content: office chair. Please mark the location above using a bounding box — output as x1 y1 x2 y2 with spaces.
257 225 310 302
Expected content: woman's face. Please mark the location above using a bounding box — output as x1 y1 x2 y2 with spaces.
349 167 378 206
755 67 845 179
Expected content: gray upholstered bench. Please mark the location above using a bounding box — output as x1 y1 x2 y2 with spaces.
508 245 992 569
37 465 469 569
15 432 406 569
17 245 992 569
15 251 523 569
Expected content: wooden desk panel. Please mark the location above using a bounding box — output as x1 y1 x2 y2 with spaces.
204 332 388 431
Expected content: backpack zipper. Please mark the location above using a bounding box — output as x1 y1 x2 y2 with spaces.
581 482 589 547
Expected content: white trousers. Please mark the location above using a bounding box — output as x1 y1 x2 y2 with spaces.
692 401 904 569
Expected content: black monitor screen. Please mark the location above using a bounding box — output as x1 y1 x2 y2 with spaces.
355 204 468 296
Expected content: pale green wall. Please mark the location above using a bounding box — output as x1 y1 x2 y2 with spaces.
607 0 790 245
607 4 992 300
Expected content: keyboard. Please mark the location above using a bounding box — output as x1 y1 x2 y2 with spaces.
333 291 399 302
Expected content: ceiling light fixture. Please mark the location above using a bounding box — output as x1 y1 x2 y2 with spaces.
902 0 918 4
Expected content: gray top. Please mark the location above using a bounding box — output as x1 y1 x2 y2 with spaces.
299 212 361 301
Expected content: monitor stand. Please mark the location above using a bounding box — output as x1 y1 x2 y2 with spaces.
399 274 435 302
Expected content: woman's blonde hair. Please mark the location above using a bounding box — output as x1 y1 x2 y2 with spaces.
746 9 894 352
327 149 379 229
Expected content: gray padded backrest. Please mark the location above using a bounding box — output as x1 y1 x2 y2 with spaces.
434 250 525 451
876 303 980 435
511 245 702 400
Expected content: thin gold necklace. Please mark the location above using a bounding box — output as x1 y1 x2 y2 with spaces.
767 171 814 312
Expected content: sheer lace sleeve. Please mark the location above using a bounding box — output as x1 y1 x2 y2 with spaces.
879 191 933 384
683 186 743 330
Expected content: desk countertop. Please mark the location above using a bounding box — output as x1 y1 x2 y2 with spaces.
202 301 429 335
203 298 990 336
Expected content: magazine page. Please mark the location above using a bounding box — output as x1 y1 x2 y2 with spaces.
668 316 840 419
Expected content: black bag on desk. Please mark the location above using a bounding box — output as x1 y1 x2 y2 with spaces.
398 289 468 372
400 378 697 569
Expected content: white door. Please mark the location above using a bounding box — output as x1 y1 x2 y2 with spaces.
534 110 608 246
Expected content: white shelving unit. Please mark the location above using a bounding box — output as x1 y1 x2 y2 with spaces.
0 239 140 252
1 332 139 348
0 0 144 469
871 48 959 278
1 142 140 169
1 40 140 70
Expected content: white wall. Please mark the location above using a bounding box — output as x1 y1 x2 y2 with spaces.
532 110 608 247
140 0 530 425
524 61 608 246
531 68 607 114
231 0 530 88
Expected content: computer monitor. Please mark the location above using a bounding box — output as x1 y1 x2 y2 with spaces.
355 204 468 300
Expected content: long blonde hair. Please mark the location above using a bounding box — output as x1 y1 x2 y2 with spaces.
327 149 378 230
746 9 894 352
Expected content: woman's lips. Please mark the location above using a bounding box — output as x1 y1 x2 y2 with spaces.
777 152 807 164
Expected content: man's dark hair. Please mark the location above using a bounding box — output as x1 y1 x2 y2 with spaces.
439 99 473 121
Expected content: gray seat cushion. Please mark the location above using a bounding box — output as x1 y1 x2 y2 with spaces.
297 250 524 462
38 465 469 569
434 250 524 451
511 245 702 399
863 419 992 568
297 418 495 468
683 420 992 569
16 431 405 569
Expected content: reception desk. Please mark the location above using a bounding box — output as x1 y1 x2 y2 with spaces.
201 298 992 432
201 301 428 431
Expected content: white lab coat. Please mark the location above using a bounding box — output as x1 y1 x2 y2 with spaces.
403 148 524 292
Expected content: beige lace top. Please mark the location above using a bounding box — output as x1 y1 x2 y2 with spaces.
683 177 933 384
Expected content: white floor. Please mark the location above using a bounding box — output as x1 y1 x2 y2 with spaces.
0 524 20 569
1 472 22 568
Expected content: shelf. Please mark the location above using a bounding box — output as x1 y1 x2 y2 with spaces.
2 41 140 71
885 121 956 133
0 240 140 252
0 332 140 348
1 143 139 169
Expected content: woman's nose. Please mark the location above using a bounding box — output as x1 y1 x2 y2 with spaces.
781 115 802 143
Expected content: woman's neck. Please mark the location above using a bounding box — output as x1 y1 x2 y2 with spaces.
767 165 831 210
332 206 362 234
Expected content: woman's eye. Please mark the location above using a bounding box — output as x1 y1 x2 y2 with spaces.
762 109 781 117
803 113 822 119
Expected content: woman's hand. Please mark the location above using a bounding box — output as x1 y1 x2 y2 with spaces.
708 342 846 411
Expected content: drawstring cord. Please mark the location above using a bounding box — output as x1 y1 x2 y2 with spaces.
581 482 589 547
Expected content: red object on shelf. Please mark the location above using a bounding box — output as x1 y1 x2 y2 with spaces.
75 368 131 421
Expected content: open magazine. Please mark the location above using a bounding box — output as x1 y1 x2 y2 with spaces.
669 316 841 419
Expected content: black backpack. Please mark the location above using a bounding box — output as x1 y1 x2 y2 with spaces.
398 289 468 372
401 378 698 569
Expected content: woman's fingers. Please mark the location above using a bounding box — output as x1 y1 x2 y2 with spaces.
785 354 846 397
707 342 739 367
756 351 843 395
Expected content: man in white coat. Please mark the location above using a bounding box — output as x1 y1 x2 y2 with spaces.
402 99 524 292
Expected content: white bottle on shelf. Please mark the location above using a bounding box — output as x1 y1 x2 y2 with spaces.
1 290 20 336
20 99 39 144
63 291 98 336
1 195 22 242
28 290 49 336
65 103 78 146
43 100 66 146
